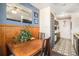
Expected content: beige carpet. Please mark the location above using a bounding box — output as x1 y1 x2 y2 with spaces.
52 38 76 56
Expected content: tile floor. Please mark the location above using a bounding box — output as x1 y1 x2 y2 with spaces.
52 38 77 56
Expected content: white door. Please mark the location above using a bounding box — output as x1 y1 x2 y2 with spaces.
59 20 71 39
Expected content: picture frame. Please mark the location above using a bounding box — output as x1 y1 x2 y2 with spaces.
34 12 38 18
34 19 38 24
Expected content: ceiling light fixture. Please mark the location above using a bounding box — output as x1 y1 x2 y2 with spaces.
11 10 17 14
11 7 18 14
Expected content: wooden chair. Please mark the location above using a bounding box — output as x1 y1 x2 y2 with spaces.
37 32 51 56
42 37 51 56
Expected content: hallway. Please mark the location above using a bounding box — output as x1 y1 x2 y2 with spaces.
52 39 76 56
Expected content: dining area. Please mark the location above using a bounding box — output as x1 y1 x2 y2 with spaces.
0 24 51 56
7 39 43 56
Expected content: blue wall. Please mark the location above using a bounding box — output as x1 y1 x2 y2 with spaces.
0 3 6 24
0 3 39 27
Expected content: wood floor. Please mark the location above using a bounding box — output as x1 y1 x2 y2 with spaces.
52 38 76 56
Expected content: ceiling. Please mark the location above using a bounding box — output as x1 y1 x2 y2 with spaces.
31 3 79 15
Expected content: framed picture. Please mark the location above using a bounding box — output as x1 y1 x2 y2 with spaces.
34 19 38 24
7 3 32 24
34 12 38 18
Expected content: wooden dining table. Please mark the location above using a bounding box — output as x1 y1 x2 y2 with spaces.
7 39 43 56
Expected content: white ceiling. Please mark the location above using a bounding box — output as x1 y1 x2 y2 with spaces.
31 3 79 15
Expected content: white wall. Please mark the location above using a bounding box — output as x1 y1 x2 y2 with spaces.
71 13 79 44
39 7 51 39
71 13 79 33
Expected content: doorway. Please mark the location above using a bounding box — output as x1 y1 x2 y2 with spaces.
52 16 76 56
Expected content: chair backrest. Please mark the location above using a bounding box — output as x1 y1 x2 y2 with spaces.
39 32 45 40
41 37 51 56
